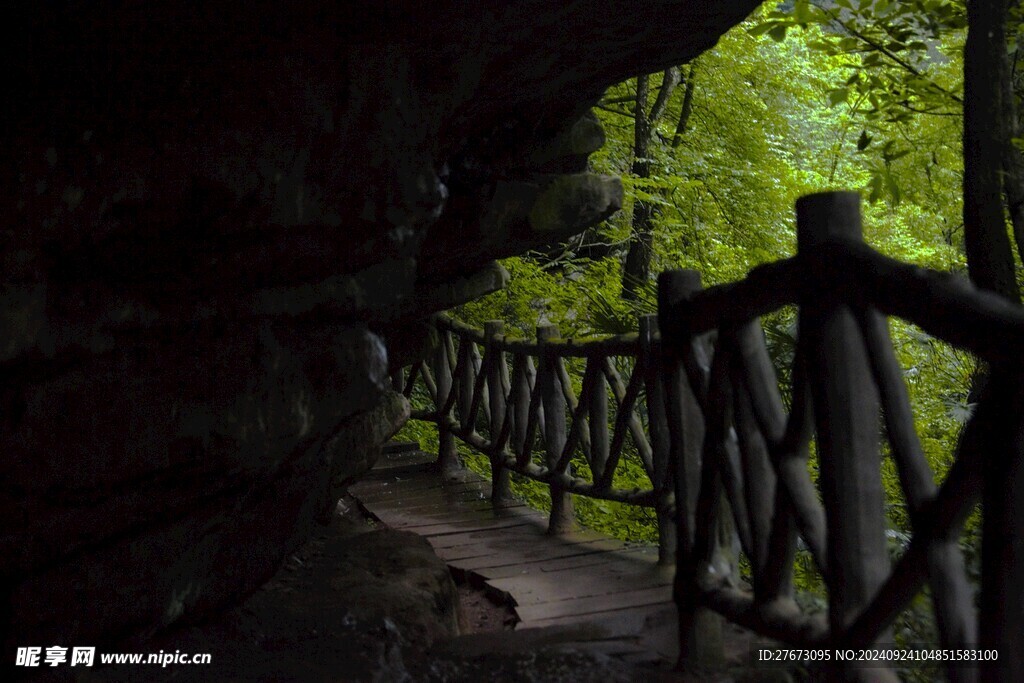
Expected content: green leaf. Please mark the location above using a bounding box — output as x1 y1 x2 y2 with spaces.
885 169 902 205
857 130 872 151
862 52 882 67
794 0 813 24
768 25 789 42
839 36 859 52
747 21 778 37
868 173 884 203
828 87 849 106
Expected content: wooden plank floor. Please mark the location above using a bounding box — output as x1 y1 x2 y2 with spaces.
350 448 679 665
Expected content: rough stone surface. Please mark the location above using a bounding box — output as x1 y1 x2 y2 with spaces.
65 499 649 683
323 390 411 520
64 500 455 682
2 0 763 654
4 323 390 650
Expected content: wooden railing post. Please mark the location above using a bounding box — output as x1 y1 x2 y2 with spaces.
510 353 530 463
432 328 461 477
658 269 727 672
979 371 1024 681
587 359 610 485
641 314 676 565
485 321 513 505
469 342 491 428
458 339 475 434
538 324 574 535
797 192 894 681
732 321 795 603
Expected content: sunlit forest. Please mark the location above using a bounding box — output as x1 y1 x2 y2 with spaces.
400 0 1020 663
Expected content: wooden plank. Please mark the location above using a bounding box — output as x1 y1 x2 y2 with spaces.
363 464 482 484
361 457 434 476
436 527 614 562
368 498 505 524
378 505 534 528
424 521 549 549
356 478 490 501
352 475 483 497
354 480 491 505
533 553 664 581
453 537 619 571
498 549 664 581
380 491 503 514
513 585 672 623
474 545 657 580
436 527 608 559
349 476 453 497
353 486 484 507
367 497 488 517
408 517 537 538
488 564 672 607
518 601 675 633
452 537 623 572
518 603 681 665
430 524 550 551
535 545 658 572
386 507 540 532
438 535 577 563
361 498 499 521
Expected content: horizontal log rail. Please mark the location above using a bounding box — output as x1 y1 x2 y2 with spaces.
659 191 1023 682
399 310 678 562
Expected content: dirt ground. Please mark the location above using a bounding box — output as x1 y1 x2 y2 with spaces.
456 581 518 634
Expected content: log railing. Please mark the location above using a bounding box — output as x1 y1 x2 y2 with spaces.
659 191 1024 681
397 311 678 562
396 190 1024 680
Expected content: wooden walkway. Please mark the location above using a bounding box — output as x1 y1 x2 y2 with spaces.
349 446 680 665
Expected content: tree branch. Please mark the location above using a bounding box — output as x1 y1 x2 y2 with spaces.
672 63 698 148
595 104 636 118
649 67 682 129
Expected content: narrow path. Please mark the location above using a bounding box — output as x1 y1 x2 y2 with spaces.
350 447 681 667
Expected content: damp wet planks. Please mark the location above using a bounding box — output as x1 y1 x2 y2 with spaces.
350 448 678 664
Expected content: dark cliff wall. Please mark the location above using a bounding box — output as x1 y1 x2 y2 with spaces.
0 0 761 651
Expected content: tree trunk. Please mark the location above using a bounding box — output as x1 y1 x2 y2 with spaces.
963 0 1020 302
964 3 1024 678
622 67 682 301
672 64 698 149
1003 48 1024 269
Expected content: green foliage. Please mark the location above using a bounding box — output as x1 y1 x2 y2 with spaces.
752 0 966 206
419 2 988 663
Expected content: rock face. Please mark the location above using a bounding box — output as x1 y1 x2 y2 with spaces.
1 0 761 653
86 500 462 683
